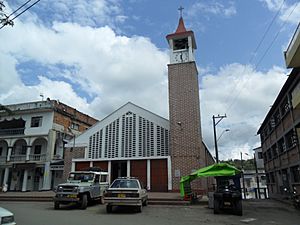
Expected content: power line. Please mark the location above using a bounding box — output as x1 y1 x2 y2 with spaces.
8 0 32 17
225 0 299 114
0 0 40 30
223 0 286 113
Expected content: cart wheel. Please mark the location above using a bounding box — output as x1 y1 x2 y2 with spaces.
235 200 243 216
214 199 220 214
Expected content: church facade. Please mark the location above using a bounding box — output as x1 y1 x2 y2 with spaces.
64 16 214 192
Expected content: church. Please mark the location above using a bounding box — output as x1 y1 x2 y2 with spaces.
64 16 214 192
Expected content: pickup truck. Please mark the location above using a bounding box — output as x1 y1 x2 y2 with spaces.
53 170 109 209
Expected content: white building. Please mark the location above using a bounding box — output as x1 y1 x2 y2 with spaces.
0 100 97 191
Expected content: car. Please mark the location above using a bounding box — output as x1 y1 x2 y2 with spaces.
53 169 109 210
103 177 148 213
0 207 16 225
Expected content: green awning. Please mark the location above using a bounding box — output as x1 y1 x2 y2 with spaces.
179 163 241 197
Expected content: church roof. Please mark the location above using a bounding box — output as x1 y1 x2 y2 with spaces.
175 17 187 33
166 17 197 49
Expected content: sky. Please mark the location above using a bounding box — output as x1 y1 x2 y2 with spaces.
0 0 299 160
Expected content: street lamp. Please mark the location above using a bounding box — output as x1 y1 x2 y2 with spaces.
217 129 230 142
212 114 227 163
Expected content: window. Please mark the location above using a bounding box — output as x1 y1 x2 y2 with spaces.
291 166 300 183
94 174 100 183
71 122 79 130
271 145 278 158
173 38 188 50
258 152 263 159
278 138 286 153
31 116 43 127
34 145 42 154
0 147 2 156
286 130 298 149
100 175 107 182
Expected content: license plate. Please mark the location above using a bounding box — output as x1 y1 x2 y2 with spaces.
118 194 126 198
67 194 77 198
224 202 231 206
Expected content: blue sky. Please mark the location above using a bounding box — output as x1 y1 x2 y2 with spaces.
0 0 299 159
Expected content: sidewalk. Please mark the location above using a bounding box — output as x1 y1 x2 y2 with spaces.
0 191 208 205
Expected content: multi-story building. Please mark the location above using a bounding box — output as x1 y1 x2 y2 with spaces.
257 23 300 198
0 99 97 191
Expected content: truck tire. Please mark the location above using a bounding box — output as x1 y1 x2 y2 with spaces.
80 194 88 210
106 205 112 213
54 201 60 210
143 199 148 206
214 199 220 214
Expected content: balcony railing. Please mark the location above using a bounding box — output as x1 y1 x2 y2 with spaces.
9 154 46 162
0 128 25 136
10 154 26 161
0 156 6 163
29 154 46 161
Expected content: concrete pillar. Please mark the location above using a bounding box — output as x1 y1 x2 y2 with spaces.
108 161 111 183
147 159 151 190
71 162 75 172
7 147 12 162
26 146 31 161
42 162 51 190
22 169 28 192
3 167 9 186
127 160 130 177
167 156 172 191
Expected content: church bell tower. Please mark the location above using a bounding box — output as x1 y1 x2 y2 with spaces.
166 13 206 191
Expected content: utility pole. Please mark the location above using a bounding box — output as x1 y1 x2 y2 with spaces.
212 114 226 163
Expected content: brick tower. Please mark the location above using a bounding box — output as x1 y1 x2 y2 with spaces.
166 16 206 192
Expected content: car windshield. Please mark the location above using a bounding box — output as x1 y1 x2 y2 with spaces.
68 173 94 182
110 179 139 188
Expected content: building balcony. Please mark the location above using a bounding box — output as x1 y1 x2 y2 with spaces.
0 156 6 163
285 23 300 68
29 153 46 161
9 154 46 162
0 128 25 136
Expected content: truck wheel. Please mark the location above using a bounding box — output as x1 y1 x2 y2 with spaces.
106 205 112 213
214 199 220 214
143 199 148 206
80 194 88 210
235 200 243 216
54 201 60 210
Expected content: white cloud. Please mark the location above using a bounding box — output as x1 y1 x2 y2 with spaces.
188 1 237 18
200 63 288 159
0 13 169 120
261 0 300 25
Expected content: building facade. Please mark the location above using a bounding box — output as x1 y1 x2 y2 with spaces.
257 68 300 198
65 102 172 191
0 99 97 191
258 24 300 199
166 17 207 191
65 102 214 192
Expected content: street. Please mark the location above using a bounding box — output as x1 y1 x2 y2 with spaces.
1 200 300 225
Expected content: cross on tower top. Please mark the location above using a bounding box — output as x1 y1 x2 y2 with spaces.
178 6 184 18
